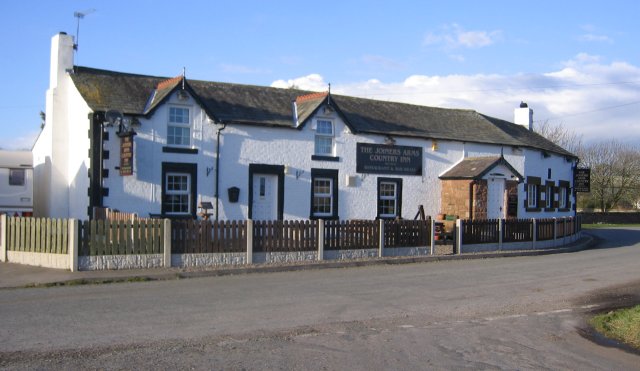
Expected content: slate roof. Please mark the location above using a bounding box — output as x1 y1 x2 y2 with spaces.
70 66 575 158
439 156 523 180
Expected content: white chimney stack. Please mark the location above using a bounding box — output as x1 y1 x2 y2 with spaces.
49 32 75 90
514 101 533 131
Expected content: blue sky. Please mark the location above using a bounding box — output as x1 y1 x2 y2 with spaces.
1 0 639 149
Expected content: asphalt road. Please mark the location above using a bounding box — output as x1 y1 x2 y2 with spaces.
1 228 640 370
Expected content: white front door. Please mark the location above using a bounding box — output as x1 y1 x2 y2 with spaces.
487 178 506 219
252 174 278 220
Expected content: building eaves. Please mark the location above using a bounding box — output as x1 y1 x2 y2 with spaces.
439 156 523 181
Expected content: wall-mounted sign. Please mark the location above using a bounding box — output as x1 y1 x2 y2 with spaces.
119 134 134 176
574 168 590 192
356 143 423 176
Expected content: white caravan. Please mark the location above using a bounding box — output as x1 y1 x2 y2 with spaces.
0 150 33 216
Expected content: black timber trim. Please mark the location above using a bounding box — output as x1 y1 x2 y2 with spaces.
161 162 198 218
311 155 340 162
248 164 285 220
309 168 339 220
88 111 105 219
162 146 199 154
377 177 403 219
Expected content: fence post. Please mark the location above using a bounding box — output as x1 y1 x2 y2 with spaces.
378 219 384 258
532 218 537 249
498 219 504 251
68 219 78 272
0 214 7 262
317 219 324 261
246 219 253 265
552 217 557 247
163 219 172 268
430 218 435 255
456 219 463 254
563 217 567 245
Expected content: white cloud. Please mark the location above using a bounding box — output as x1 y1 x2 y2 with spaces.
423 23 501 49
271 74 328 90
273 55 640 144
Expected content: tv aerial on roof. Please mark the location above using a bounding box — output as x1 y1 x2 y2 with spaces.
73 8 95 51
105 109 123 127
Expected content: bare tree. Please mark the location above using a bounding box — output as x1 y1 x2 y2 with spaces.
533 120 583 155
579 140 640 212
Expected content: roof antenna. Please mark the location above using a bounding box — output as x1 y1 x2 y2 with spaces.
73 8 96 51
182 67 186 90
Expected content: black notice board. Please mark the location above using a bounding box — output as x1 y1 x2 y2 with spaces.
574 168 590 192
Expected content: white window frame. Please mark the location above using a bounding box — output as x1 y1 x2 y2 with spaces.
312 177 333 217
379 181 398 218
559 186 567 209
545 184 553 209
527 183 537 208
167 106 191 147
165 172 191 215
314 119 334 156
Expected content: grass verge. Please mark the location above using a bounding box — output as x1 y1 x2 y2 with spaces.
590 305 640 350
582 224 640 229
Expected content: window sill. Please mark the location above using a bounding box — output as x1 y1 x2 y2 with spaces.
163 146 198 154
544 208 556 212
526 208 541 212
558 208 570 212
312 155 340 162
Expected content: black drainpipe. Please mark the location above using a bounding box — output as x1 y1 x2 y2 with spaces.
214 122 227 221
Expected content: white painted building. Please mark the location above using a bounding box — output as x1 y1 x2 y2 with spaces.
33 33 577 221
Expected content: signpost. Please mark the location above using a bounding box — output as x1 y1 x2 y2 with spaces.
356 143 423 176
119 134 134 176
574 168 590 192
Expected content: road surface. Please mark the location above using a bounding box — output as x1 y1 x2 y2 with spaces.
1 228 639 369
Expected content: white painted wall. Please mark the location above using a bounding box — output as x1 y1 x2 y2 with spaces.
99 91 574 221
33 33 92 219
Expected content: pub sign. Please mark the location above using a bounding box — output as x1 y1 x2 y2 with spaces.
356 143 423 176
574 168 590 192
119 134 134 176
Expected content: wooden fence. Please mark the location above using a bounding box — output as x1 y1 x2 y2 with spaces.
503 218 532 243
536 219 555 241
384 220 431 248
6 217 69 254
93 207 139 221
461 219 500 244
253 220 317 252
324 220 379 250
79 219 164 256
171 220 246 254
461 217 581 245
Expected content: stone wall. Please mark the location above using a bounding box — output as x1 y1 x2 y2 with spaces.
440 179 472 219
473 181 488 219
